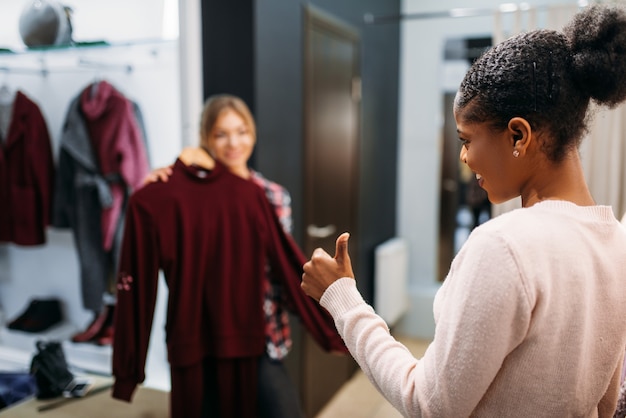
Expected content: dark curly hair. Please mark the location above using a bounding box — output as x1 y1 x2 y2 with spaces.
455 4 626 162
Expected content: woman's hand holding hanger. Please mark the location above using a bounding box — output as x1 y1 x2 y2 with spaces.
142 146 215 185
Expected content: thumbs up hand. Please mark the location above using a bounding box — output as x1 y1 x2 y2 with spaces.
302 232 354 302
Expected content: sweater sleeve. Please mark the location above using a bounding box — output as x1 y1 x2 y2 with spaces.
112 194 160 402
321 229 532 417
261 194 348 354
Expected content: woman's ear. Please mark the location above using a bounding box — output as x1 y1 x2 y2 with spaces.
508 117 532 156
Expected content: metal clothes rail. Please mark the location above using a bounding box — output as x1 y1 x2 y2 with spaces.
364 0 590 24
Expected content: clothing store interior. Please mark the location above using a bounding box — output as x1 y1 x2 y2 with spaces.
0 0 625 417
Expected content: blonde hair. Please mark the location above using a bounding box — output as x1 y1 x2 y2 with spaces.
199 94 256 148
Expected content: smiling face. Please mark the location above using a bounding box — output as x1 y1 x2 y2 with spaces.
205 108 256 179
455 107 521 205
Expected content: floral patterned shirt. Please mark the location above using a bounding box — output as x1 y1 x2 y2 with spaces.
250 169 293 360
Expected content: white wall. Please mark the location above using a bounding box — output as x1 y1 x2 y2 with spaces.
0 0 178 49
396 0 580 338
0 0 188 391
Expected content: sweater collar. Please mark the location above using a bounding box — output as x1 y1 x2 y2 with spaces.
530 200 617 223
174 157 226 182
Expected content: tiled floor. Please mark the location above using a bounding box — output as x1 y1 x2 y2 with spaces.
315 336 431 418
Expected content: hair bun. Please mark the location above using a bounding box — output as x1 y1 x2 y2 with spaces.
564 4 626 108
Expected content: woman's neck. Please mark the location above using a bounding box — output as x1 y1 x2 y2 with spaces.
521 151 595 207
231 166 251 179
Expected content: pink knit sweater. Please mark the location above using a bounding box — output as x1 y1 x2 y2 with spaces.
321 201 626 417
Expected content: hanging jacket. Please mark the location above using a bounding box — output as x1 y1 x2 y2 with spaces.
53 81 150 311
0 91 54 246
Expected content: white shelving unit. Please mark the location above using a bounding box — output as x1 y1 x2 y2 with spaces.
0 39 181 393
0 316 112 376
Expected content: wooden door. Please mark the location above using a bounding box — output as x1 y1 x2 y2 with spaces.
297 5 361 417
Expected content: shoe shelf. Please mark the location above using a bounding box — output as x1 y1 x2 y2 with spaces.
0 324 112 376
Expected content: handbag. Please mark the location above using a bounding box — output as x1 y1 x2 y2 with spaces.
29 340 74 399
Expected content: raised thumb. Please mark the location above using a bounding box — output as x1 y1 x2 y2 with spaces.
334 232 350 262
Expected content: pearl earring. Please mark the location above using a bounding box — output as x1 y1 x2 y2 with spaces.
513 149 520 158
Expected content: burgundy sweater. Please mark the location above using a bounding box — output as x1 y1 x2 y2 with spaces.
112 159 346 401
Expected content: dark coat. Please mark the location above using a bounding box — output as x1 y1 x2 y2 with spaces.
0 91 54 246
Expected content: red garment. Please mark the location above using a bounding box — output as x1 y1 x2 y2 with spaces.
170 357 257 418
0 91 54 245
112 159 346 416
80 80 149 251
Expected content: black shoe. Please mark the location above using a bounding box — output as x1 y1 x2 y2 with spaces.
7 299 63 333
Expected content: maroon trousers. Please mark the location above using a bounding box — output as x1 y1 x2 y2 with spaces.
170 356 258 418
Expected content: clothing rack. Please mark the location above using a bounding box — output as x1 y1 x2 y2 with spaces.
78 58 133 74
0 59 133 78
0 66 48 77
0 41 168 78
363 0 589 24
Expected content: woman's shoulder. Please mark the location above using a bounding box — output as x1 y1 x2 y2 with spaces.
250 170 291 198
471 201 610 249
249 170 293 232
469 205 555 248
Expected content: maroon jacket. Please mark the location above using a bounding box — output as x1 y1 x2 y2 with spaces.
112 159 347 402
0 91 54 245
80 80 149 251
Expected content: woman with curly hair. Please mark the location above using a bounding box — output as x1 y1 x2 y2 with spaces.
302 4 626 417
